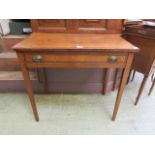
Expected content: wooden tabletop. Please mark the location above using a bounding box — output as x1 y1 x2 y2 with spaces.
13 32 138 52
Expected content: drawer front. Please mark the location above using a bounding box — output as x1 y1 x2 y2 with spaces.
25 54 127 64
24 53 127 68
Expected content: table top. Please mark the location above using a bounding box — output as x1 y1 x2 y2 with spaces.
124 24 155 40
13 32 138 52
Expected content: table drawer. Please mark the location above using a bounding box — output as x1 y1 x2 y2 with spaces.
25 54 127 64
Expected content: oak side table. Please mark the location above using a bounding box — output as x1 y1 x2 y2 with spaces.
13 33 138 121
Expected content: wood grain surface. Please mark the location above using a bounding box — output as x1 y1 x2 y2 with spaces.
13 33 138 51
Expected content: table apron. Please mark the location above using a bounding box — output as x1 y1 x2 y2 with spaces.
25 62 126 69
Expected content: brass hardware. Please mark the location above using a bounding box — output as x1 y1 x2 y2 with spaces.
32 55 42 62
108 56 117 63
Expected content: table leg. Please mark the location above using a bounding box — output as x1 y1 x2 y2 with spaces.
113 69 119 91
127 69 132 84
103 69 111 94
148 77 155 96
131 70 136 82
18 53 39 121
134 75 148 105
42 68 49 93
36 68 49 93
112 53 134 121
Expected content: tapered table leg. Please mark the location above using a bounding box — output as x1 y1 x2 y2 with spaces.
36 68 49 93
148 78 155 96
134 75 148 105
103 68 111 94
113 69 119 90
18 53 39 121
127 69 132 84
42 68 49 93
131 70 136 82
112 53 134 121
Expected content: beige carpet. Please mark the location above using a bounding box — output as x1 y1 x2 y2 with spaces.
0 73 155 134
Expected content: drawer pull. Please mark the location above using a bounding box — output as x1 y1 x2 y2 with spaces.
108 56 117 63
32 55 42 62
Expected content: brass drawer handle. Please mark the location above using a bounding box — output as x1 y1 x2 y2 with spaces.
32 55 42 62
108 56 117 63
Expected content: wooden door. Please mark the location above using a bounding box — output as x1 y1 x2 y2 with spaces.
74 19 123 33
31 19 69 33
